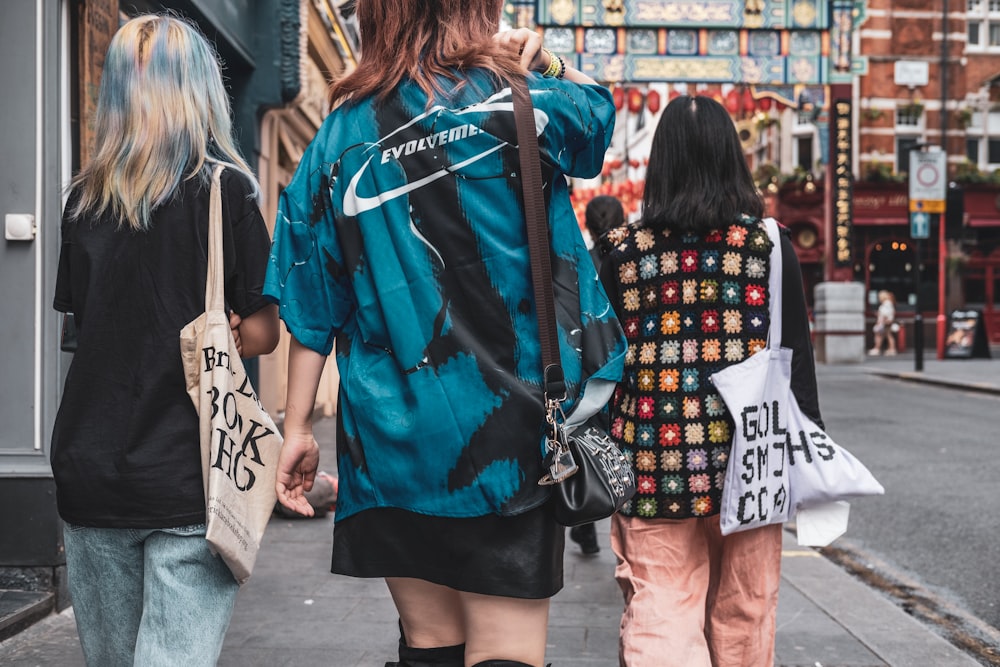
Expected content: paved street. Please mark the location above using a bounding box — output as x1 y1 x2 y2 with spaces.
812 351 1000 662
1 352 997 666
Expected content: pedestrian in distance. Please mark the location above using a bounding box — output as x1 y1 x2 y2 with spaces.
264 1 626 666
568 194 628 557
869 289 898 356
598 95 824 667
50 14 279 667
585 194 626 269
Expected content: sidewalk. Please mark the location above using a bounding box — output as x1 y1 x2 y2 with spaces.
858 347 1000 395
1 351 995 667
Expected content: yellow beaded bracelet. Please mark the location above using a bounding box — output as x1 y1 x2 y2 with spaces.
541 48 563 78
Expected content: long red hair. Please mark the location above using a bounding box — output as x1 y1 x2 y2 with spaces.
329 0 525 105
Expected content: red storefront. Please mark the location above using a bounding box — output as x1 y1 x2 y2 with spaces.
957 185 1000 343
775 181 999 345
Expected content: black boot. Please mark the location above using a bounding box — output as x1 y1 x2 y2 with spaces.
384 636 464 667
569 522 600 555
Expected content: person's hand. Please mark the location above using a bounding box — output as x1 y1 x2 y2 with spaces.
275 429 321 517
229 311 243 357
494 27 548 73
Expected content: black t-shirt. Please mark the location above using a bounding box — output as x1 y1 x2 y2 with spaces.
51 168 272 528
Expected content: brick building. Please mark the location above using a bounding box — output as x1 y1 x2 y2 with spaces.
824 0 1000 344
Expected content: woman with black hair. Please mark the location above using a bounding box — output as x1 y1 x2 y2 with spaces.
599 95 823 666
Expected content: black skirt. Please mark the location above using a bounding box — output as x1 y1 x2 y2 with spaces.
331 502 565 599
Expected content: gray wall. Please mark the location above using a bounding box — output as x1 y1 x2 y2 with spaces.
0 0 69 575
0 1 65 475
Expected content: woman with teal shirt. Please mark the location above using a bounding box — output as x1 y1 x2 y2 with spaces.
264 2 625 665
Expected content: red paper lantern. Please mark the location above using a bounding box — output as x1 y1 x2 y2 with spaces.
627 88 644 114
725 90 740 114
759 97 772 111
669 89 682 101
742 88 755 114
612 86 625 111
647 89 661 114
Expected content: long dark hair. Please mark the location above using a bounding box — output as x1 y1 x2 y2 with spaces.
328 0 523 105
641 95 763 234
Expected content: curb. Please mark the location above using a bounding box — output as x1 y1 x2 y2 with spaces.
867 370 1000 395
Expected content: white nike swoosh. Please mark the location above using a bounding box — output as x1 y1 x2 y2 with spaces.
343 143 508 216
342 89 549 217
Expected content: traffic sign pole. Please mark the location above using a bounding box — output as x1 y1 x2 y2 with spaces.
937 207 947 360
908 148 946 372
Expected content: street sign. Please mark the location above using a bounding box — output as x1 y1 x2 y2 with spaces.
909 149 946 202
894 61 929 87
910 210 930 239
909 199 945 213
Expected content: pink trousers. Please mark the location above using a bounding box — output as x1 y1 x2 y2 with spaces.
610 514 782 667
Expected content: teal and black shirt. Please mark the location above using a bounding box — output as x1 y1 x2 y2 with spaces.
264 71 627 521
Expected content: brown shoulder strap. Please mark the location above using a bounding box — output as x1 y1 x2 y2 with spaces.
511 78 565 399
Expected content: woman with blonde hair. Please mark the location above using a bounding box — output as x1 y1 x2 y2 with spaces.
870 290 897 355
265 1 625 665
52 14 278 666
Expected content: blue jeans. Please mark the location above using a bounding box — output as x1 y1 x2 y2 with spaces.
63 523 239 667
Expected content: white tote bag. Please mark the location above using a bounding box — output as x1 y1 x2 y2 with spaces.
179 164 282 584
712 218 883 541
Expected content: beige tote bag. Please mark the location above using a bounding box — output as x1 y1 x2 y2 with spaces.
180 164 282 584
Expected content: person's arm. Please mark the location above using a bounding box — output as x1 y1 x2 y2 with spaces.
599 255 625 323
275 335 325 516
780 232 824 428
228 305 279 358
494 27 600 86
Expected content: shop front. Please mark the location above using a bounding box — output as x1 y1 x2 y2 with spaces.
956 185 1000 343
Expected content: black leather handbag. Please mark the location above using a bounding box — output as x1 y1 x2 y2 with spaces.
511 78 636 527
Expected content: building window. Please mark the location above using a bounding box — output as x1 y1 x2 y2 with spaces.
968 138 980 162
796 135 814 171
967 110 1000 169
968 1 1000 51
897 106 923 126
988 138 1000 163
897 137 919 175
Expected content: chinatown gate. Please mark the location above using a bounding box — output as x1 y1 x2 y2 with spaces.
506 0 867 295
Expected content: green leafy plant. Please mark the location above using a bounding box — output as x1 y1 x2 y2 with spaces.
781 165 811 186
755 116 780 132
896 102 924 125
957 107 974 129
862 160 906 183
753 162 780 191
954 159 989 184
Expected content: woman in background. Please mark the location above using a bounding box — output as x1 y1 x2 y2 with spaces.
569 194 627 557
870 289 897 356
599 95 822 667
266 2 625 666
51 15 278 666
